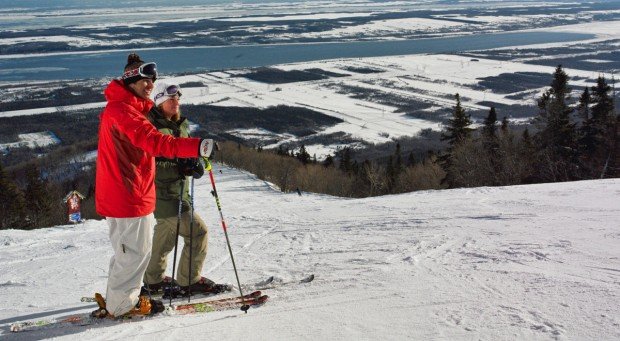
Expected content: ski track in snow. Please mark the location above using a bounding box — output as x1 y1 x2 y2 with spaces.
0 164 619 340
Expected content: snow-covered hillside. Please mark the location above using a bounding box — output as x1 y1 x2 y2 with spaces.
0 164 618 340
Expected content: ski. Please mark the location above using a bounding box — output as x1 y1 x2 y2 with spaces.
81 283 235 303
10 313 102 333
244 274 315 290
81 273 313 302
174 294 268 315
82 289 260 304
13 291 266 333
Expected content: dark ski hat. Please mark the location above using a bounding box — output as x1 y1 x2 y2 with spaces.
122 53 158 85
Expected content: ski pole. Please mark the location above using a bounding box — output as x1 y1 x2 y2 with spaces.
204 157 250 312
169 177 186 307
187 176 195 303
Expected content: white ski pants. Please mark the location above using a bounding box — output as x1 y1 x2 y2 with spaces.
105 214 155 316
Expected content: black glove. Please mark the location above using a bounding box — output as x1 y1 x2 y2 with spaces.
209 141 220 160
177 158 205 179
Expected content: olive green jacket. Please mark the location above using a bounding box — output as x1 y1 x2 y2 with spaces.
147 107 192 219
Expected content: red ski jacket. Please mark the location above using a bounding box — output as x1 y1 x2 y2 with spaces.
95 80 201 218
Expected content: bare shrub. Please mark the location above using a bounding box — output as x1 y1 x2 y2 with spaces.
397 156 446 191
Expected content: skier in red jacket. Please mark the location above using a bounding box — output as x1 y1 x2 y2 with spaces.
95 53 214 317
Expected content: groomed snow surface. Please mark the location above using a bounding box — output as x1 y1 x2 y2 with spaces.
0 164 618 340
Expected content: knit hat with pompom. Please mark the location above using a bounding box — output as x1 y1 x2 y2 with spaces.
121 53 157 85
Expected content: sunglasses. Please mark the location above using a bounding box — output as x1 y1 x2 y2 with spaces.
154 85 182 101
122 62 158 81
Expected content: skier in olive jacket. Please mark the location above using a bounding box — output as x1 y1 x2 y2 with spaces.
143 81 229 295
95 53 215 317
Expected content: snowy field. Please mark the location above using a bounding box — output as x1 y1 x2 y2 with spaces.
0 165 618 340
0 42 612 158
2 0 617 48
0 132 60 152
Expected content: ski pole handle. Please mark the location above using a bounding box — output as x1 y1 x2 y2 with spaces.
202 156 213 172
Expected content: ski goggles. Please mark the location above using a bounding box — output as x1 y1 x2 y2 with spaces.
154 84 182 101
122 62 158 81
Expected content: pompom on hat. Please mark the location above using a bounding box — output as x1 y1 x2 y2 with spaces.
152 81 182 107
122 53 157 85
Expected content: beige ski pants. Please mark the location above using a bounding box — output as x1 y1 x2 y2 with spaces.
105 214 155 316
143 211 208 287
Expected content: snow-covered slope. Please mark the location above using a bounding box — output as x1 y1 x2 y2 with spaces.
0 164 618 340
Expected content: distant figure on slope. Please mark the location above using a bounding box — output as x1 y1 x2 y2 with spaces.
95 53 215 318
143 81 230 296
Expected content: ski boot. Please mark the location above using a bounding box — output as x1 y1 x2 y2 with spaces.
112 296 166 319
142 276 181 298
179 277 232 296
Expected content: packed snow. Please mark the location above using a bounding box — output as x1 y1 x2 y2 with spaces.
0 165 618 340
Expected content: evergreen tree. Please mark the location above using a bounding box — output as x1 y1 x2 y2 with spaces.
479 108 502 184
440 93 474 187
577 87 591 121
351 160 360 175
519 128 536 183
441 93 474 148
579 76 616 177
534 65 579 181
522 128 533 150
296 144 311 165
323 154 334 168
276 145 288 156
339 147 353 174
24 165 56 228
500 116 509 135
591 76 614 124
482 107 498 141
502 127 537 184
0 162 27 229
408 152 416 167
481 107 499 155
394 143 403 176
386 155 395 191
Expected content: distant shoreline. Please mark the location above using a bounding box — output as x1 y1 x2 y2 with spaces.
0 31 594 83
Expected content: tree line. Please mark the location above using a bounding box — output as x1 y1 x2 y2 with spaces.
441 66 618 187
0 140 98 230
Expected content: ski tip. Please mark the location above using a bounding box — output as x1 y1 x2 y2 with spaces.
255 295 269 304
256 276 275 286
242 295 269 312
300 274 315 283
